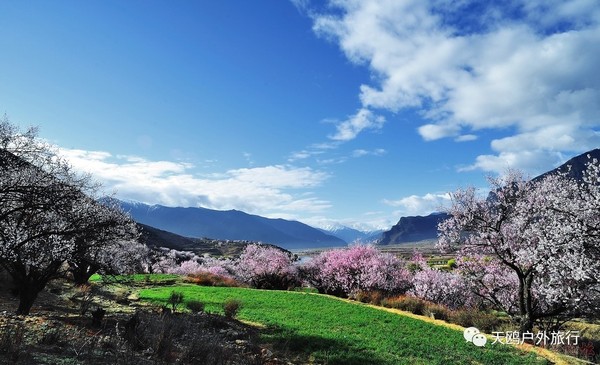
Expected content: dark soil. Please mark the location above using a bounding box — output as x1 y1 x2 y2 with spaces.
0 278 292 365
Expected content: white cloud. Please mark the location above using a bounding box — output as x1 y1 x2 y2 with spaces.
352 148 386 157
288 150 313 161
243 152 254 166
329 108 385 141
290 0 311 13
459 150 564 175
455 134 478 142
301 214 393 232
288 141 339 162
418 123 461 141
61 148 331 215
309 0 600 174
383 192 451 217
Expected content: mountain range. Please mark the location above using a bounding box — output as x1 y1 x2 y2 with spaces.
377 212 449 245
316 224 383 244
118 201 346 250
117 149 600 251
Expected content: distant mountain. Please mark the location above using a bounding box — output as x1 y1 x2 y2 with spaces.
117 200 346 250
377 213 449 245
377 148 600 246
137 223 260 257
536 148 600 182
318 224 383 244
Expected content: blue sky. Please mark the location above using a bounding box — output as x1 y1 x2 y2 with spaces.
1 0 599 230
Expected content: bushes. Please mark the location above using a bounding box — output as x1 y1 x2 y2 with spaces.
186 300 205 313
381 295 426 315
380 295 501 329
423 303 451 321
185 272 241 287
168 291 184 313
223 299 242 318
249 272 300 291
449 308 502 332
355 290 384 305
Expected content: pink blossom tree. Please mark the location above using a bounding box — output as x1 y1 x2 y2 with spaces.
164 254 236 279
165 259 204 275
236 244 298 289
301 245 411 297
198 256 236 278
439 163 600 333
409 266 470 309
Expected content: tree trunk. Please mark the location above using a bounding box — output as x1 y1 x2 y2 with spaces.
15 281 42 315
518 314 534 335
517 274 535 335
69 259 101 285
72 269 94 286
11 263 59 315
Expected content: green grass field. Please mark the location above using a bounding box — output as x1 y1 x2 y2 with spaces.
90 273 180 283
139 285 549 365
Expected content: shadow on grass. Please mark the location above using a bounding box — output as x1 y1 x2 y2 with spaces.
262 325 388 365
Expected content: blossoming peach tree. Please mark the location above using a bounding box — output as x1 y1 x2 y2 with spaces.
439 162 600 333
236 244 299 289
300 245 411 297
0 118 145 314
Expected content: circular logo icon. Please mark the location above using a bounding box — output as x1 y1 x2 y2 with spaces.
463 327 480 342
472 333 487 347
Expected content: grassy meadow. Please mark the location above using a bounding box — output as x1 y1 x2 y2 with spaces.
139 284 550 365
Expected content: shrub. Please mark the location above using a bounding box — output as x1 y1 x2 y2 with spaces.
423 302 451 321
185 272 241 287
168 291 184 313
449 308 474 327
449 308 501 332
381 295 426 315
250 272 301 291
123 311 179 361
354 290 384 305
380 295 400 309
186 300 205 313
223 299 242 318
72 283 96 315
472 312 502 333
355 290 370 303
